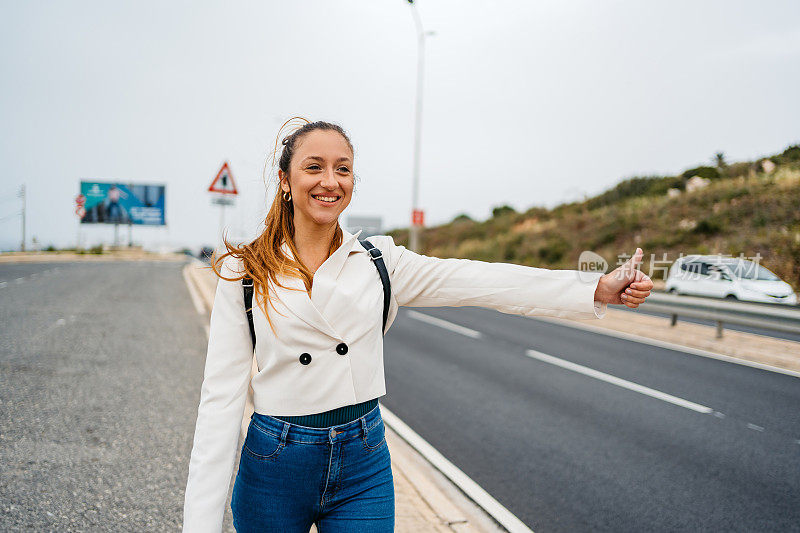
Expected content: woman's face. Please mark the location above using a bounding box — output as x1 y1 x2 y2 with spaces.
279 129 354 231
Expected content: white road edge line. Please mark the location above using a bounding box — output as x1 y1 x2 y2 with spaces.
529 315 800 379
406 310 483 339
526 349 714 414
380 405 534 533
182 265 207 315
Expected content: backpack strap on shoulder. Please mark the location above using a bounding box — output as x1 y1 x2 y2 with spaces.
359 238 392 335
242 275 256 351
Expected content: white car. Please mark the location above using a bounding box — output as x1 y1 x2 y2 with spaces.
665 254 798 305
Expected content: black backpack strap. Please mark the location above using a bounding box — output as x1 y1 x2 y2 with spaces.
359 238 391 335
242 275 256 351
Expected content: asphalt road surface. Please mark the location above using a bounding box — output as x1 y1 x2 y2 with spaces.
0 261 214 531
382 305 800 532
3 261 798 532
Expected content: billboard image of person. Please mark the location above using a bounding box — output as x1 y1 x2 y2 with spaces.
79 182 166 225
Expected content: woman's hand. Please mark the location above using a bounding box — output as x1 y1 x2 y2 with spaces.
593 248 654 308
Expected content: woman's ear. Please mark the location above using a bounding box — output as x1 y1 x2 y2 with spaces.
278 170 290 193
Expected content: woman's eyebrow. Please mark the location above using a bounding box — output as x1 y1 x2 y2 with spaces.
301 156 352 163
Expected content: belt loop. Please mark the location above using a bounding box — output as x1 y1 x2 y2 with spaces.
360 417 368 437
280 422 290 443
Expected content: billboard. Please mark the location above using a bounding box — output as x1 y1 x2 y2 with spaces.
79 181 166 225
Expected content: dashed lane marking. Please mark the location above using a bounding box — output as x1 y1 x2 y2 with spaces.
407 310 482 339
526 349 715 414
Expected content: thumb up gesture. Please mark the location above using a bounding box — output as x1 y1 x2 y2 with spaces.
594 248 654 308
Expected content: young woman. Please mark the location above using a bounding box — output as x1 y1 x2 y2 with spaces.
183 119 653 533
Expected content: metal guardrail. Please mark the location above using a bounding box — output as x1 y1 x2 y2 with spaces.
641 293 800 338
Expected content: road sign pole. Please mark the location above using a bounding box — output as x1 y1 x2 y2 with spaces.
219 202 225 250
19 184 26 252
209 162 238 252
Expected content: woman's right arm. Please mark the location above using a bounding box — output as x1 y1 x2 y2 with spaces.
183 256 254 533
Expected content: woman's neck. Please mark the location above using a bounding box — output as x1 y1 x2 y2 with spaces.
292 219 339 274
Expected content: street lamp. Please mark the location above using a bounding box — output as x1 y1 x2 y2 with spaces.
406 0 433 252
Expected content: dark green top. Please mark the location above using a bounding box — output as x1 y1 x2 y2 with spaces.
270 398 379 428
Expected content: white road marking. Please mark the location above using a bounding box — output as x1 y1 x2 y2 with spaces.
381 405 534 533
15 278 24 284
44 317 68 334
406 310 482 339
182 266 207 315
525 349 714 414
0 281 6 289
746 423 764 432
713 411 726 418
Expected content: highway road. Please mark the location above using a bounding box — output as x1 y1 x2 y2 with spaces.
382 305 800 532
0 261 216 531
3 260 798 532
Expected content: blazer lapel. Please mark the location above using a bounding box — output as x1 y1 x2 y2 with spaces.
275 243 341 339
311 228 364 313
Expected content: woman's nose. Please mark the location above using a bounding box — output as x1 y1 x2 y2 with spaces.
320 168 337 187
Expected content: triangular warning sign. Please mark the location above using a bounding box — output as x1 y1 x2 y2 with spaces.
208 162 238 194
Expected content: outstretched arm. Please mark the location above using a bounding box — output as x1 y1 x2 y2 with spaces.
381 236 609 320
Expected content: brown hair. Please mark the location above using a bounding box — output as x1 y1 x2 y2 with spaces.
208 116 355 334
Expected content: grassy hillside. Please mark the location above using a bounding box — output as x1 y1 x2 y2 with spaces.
388 145 800 291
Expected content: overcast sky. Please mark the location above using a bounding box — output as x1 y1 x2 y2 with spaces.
1 0 798 251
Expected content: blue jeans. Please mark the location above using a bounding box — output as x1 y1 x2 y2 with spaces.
231 402 394 532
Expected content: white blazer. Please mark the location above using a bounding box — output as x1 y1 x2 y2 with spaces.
183 226 607 532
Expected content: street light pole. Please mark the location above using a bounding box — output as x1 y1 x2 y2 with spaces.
407 0 426 252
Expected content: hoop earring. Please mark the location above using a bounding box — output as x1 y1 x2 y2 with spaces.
283 191 292 202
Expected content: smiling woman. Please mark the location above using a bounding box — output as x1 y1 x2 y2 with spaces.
183 116 653 533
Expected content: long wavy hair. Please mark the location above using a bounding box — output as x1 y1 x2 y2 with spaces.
208 117 355 335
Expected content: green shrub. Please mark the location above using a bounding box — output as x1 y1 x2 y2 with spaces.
586 175 668 209
775 144 800 164
681 166 721 181
538 239 568 264
491 205 516 218
693 219 723 235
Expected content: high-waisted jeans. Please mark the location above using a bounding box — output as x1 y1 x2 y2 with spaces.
231 402 394 532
